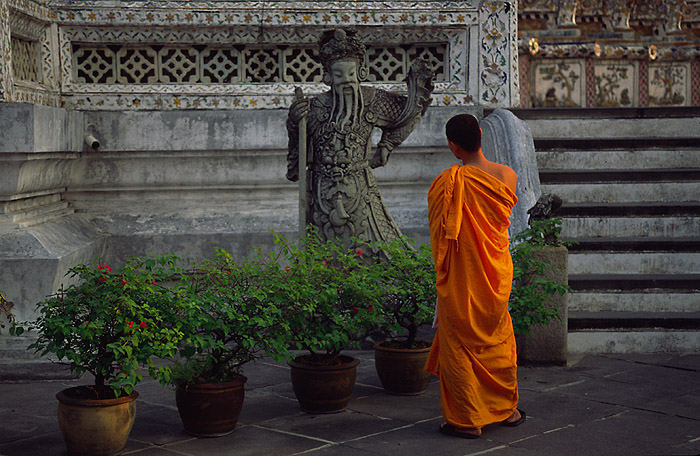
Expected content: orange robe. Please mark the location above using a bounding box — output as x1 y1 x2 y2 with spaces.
425 164 519 429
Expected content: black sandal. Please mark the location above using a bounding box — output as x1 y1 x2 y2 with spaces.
439 423 481 439
501 408 526 427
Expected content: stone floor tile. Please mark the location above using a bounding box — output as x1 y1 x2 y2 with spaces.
163 423 324 456
346 389 441 423
516 365 592 393
242 360 294 390
342 417 500 456
512 408 699 456
0 432 72 456
128 400 192 446
643 390 700 420
255 408 409 444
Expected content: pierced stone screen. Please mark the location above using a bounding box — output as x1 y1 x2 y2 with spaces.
71 43 447 84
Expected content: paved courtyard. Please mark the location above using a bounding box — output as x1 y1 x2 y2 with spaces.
0 352 698 456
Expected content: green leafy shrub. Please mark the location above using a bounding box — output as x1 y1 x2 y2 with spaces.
368 237 436 348
266 229 382 364
509 218 572 335
11 255 184 398
152 249 290 387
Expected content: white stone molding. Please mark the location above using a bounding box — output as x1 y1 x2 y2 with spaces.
44 1 519 109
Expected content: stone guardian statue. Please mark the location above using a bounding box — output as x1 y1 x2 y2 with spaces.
286 29 434 247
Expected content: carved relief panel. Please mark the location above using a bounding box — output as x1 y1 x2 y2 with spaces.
532 59 584 107
592 61 637 107
648 62 690 106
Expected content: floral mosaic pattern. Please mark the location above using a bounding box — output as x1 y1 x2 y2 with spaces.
478 1 516 105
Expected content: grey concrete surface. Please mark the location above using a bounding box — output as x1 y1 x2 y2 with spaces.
0 352 698 456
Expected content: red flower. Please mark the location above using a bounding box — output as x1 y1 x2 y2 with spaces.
356 249 363 255
128 321 134 328
139 321 147 329
97 265 112 273
322 261 327 266
99 277 106 283
121 279 127 285
152 280 156 285
352 306 359 313
285 266 290 271
368 306 373 311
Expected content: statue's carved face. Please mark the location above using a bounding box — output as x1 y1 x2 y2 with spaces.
330 59 359 91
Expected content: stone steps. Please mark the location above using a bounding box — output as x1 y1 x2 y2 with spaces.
560 217 700 238
569 291 698 313
519 107 700 354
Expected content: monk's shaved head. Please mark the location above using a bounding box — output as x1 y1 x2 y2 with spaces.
446 114 481 154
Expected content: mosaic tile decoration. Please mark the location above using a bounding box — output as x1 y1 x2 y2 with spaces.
531 59 584 108
1 1 518 109
648 62 691 106
592 61 637 107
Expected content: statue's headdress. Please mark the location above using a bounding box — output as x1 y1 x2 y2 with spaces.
318 29 368 82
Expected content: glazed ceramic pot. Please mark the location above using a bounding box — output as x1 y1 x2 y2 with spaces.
56 386 138 456
288 354 359 413
374 341 432 395
175 376 247 437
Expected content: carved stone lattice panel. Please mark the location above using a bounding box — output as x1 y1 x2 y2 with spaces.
1 0 11 101
116 47 158 83
69 43 449 85
367 46 407 82
408 45 447 81
158 47 199 83
592 61 638 107
243 47 279 83
648 62 690 106
11 36 41 82
532 59 584 107
201 48 241 83
73 46 116 83
282 47 322 83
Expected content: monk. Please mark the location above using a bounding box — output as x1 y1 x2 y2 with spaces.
425 113 526 439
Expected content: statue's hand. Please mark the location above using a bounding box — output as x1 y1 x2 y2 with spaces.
289 98 310 124
370 146 391 168
286 166 299 182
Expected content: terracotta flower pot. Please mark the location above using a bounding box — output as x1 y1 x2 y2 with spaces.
288 354 359 413
374 341 432 395
175 376 247 437
56 386 138 456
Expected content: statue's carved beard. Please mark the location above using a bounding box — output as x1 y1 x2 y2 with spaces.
331 83 363 131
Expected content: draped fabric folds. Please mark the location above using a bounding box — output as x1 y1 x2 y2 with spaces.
425 164 519 429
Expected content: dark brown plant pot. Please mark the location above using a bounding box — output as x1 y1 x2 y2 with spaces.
288 354 359 414
56 386 138 456
374 341 432 395
175 376 247 437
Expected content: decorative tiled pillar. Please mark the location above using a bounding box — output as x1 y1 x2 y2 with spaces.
519 52 531 108
585 57 595 107
639 59 649 107
0 0 11 102
478 0 519 107
691 60 699 106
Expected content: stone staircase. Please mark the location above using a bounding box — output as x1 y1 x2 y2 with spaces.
515 108 700 354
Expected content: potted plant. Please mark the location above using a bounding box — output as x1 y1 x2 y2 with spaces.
267 230 381 413
368 237 436 395
10 255 183 456
151 249 290 437
510 217 572 364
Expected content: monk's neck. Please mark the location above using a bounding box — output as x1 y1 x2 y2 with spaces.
459 148 488 167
